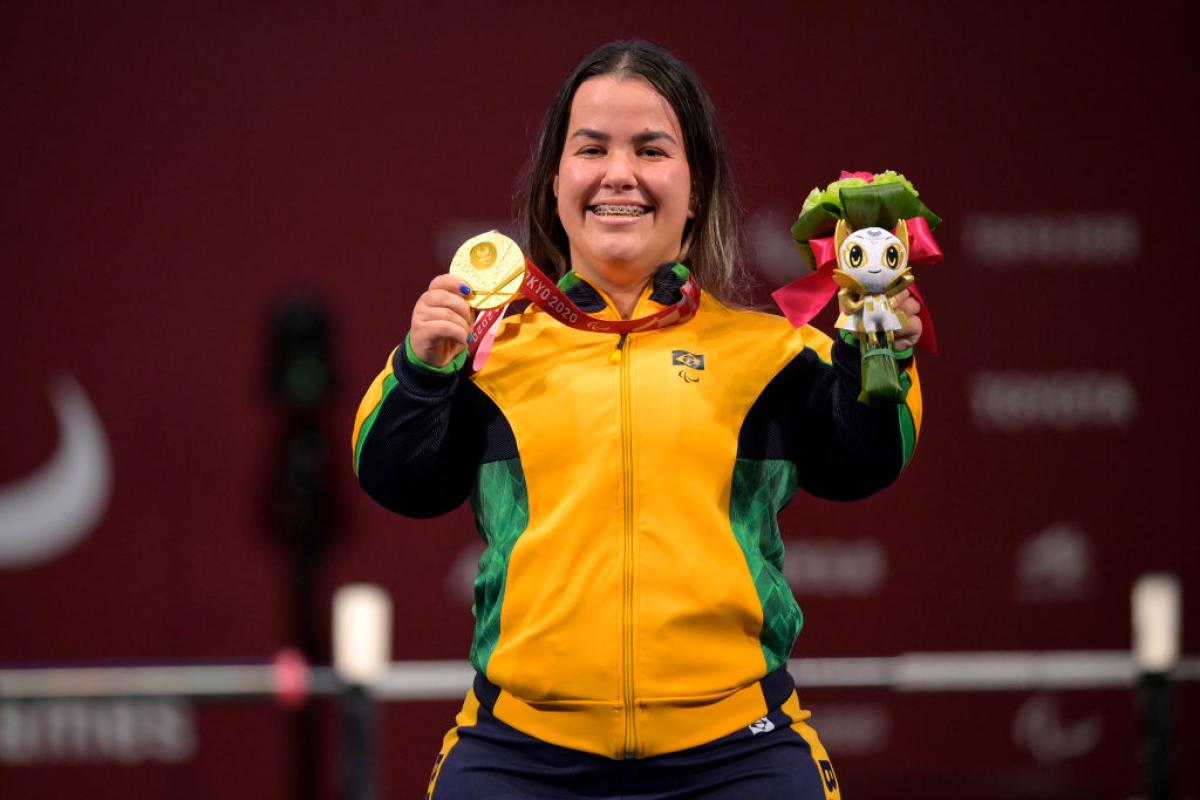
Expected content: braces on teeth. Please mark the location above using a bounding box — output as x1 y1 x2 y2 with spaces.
591 205 649 216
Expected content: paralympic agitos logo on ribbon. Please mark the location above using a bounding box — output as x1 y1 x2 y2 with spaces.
672 350 704 383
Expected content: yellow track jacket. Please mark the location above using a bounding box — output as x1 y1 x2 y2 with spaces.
353 264 921 759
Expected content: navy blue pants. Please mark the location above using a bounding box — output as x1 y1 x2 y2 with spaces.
427 698 840 799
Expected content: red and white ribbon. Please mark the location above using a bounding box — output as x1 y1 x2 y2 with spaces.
469 260 701 370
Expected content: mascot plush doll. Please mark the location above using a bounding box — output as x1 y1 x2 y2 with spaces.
772 170 944 405
832 218 914 402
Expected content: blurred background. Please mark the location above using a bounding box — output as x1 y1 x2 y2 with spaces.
1 2 1196 798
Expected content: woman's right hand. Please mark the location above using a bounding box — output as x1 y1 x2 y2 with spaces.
409 275 474 368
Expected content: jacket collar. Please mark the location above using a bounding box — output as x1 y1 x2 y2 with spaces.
556 263 691 315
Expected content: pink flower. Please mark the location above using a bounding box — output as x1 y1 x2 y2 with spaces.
838 170 874 182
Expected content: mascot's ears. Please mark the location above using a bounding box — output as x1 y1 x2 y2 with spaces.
892 218 909 252
834 218 852 253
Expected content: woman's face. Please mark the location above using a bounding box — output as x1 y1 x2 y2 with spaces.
554 76 693 282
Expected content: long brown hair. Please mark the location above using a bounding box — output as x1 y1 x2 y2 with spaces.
522 40 745 304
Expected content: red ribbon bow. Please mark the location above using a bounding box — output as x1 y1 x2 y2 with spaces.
771 216 944 354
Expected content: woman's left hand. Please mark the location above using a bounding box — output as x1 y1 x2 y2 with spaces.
892 289 922 352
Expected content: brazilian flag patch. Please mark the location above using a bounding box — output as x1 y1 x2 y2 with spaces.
672 350 705 370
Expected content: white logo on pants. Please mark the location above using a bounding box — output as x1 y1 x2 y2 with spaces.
748 716 775 735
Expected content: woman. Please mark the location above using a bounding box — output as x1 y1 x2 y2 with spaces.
353 40 922 799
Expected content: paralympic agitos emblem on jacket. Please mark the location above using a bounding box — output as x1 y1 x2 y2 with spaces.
672 350 705 383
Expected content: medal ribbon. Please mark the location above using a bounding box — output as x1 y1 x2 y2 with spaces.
468 259 702 364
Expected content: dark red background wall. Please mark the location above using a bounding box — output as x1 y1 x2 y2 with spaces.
2 3 1196 798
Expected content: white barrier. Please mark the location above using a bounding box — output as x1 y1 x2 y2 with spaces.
1 652 1197 702
0 573 1186 798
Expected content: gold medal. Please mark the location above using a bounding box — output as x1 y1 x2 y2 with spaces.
449 231 526 310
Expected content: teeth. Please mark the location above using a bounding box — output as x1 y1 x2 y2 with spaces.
591 204 648 217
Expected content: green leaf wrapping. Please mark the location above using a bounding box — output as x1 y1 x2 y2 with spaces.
859 344 903 404
790 174 942 271
842 183 941 231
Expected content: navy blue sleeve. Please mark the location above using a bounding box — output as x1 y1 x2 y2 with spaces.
356 349 516 518
737 336 915 502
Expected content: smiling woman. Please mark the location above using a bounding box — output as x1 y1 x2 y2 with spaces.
525 41 742 313
549 77 696 319
550 77 695 316
353 39 926 800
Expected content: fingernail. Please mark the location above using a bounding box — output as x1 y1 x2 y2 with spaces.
459 283 472 296
467 332 476 344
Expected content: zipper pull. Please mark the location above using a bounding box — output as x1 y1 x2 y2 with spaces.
609 333 627 365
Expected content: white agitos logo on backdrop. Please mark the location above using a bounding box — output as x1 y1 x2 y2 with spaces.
1012 693 1102 764
0 376 112 569
1015 522 1095 602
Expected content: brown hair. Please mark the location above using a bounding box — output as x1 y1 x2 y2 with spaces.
521 40 745 304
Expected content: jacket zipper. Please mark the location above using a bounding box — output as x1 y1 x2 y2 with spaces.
617 332 637 758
